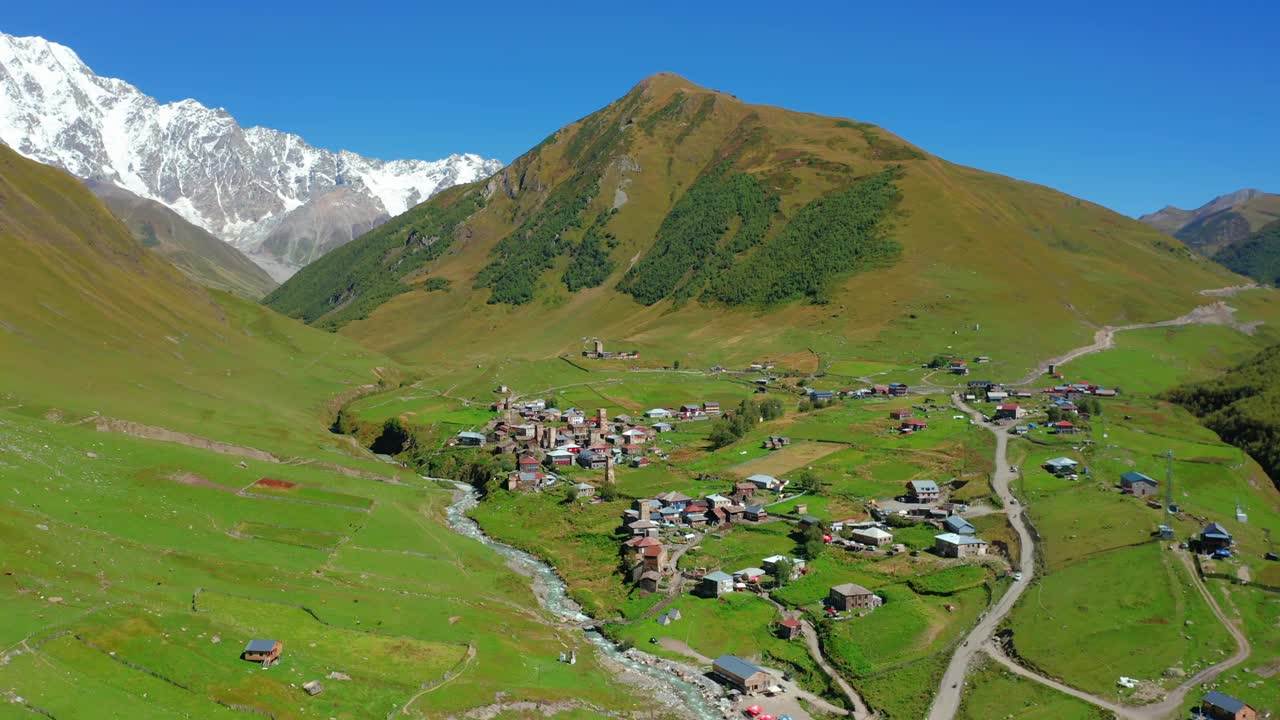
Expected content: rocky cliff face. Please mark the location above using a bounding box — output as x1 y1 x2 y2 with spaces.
0 32 503 279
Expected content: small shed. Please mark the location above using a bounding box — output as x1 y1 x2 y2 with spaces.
776 617 803 640
1044 457 1079 476
242 639 283 666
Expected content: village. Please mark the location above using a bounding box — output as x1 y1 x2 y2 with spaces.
435 353 1268 720
119 349 1271 720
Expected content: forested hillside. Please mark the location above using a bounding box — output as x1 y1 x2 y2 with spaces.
1166 344 1280 488
1213 220 1280 286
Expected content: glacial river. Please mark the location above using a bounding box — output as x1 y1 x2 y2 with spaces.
442 480 724 718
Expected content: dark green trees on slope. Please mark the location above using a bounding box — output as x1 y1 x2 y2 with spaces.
619 165 902 308
618 162 778 305
707 168 902 306
263 186 484 328
1213 220 1280 287
1166 343 1280 489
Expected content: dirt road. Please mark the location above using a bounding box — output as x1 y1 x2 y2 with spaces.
1014 300 1258 385
927 400 1253 720
980 549 1252 720
927 396 1036 720
798 619 872 718
658 637 854 720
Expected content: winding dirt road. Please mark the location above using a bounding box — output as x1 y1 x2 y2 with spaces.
1013 300 1258 386
927 401 1252 720
981 548 1251 720
927 397 1035 720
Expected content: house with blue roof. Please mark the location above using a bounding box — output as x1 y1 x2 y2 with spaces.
944 515 976 535
1198 690 1256 720
1119 471 1159 498
711 655 770 693
1199 523 1233 552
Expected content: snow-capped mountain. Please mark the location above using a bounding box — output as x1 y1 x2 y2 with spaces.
0 32 503 279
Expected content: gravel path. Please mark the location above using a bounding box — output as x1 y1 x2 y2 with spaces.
927 396 1034 720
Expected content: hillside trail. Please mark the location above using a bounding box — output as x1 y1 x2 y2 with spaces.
758 592 873 718
1012 299 1259 386
927 395 1034 720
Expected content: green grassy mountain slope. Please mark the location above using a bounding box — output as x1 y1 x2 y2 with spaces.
1213 219 1280 286
0 134 659 718
86 179 278 298
0 143 383 454
1141 189 1280 256
267 73 1239 375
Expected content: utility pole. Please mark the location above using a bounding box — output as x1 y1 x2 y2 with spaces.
1164 450 1175 516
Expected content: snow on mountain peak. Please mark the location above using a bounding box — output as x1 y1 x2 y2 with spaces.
0 32 504 278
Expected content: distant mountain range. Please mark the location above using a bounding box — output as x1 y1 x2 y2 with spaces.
1140 189 1280 254
0 32 503 280
1140 189 1280 285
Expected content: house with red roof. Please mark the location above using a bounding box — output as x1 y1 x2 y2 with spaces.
994 403 1025 420
776 617 803 640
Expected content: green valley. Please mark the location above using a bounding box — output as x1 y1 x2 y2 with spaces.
2 64 1278 720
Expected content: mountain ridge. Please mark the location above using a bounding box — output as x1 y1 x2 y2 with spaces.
1139 188 1280 255
267 72 1238 374
85 179 278 298
0 31 503 278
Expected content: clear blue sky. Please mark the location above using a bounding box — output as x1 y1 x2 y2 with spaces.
6 0 1278 217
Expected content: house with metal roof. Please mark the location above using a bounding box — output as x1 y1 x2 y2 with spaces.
1200 523 1233 551
655 491 693 509
1120 471 1159 497
701 570 734 597
455 431 486 447
850 526 893 546
1044 457 1079 475
712 655 770 693
746 473 780 490
576 449 608 470
777 616 803 639
829 583 881 611
934 533 989 558
1199 690 1257 720
906 479 940 502
943 516 976 535
241 639 282 666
